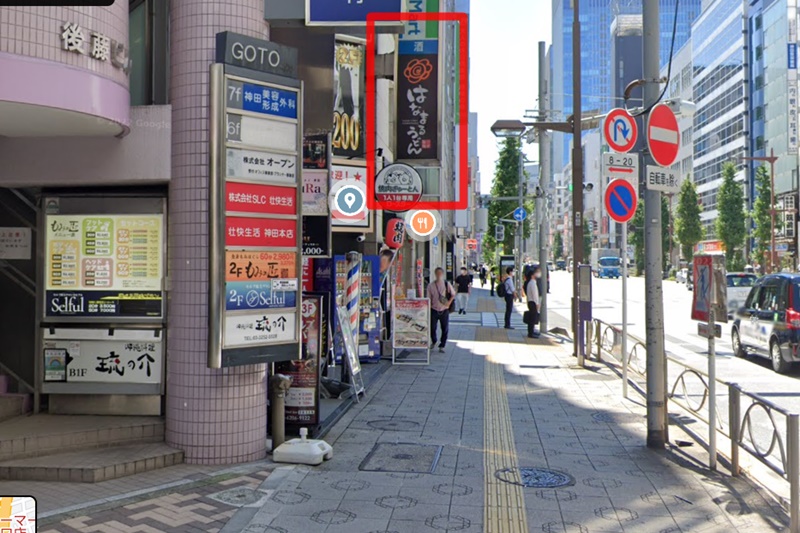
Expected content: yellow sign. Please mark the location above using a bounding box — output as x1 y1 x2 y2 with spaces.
46 214 163 291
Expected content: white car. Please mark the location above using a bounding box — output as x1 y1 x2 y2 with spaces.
726 273 759 318
676 268 688 284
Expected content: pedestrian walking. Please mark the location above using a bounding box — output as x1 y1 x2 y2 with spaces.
427 267 455 353
489 267 497 296
525 266 541 338
479 264 487 287
502 267 517 329
455 267 472 314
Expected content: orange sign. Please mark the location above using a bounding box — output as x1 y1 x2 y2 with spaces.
226 251 297 282
466 239 478 251
409 210 437 237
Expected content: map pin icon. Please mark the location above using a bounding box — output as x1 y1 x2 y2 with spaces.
344 192 357 209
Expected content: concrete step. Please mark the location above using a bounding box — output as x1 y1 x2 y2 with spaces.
0 395 29 423
0 415 164 461
0 443 183 483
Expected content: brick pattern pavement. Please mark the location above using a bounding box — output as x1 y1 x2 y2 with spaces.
39 470 272 533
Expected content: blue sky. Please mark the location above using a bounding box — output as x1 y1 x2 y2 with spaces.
470 0 552 193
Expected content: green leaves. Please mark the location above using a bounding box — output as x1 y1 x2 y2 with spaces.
715 161 746 266
676 176 702 261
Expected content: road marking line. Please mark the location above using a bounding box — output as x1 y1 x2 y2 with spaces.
483 340 528 533
649 125 678 144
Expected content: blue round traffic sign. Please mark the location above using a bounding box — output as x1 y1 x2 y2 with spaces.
513 207 527 221
605 179 637 223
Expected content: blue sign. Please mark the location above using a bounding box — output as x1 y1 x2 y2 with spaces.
604 179 637 224
307 0 403 25
241 83 297 119
226 281 297 311
790 43 798 70
398 40 439 55
513 207 527 222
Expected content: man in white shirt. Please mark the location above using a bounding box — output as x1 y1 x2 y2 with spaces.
525 266 542 338
503 267 517 329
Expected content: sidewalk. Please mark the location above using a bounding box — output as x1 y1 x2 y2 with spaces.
222 288 789 533
35 288 790 532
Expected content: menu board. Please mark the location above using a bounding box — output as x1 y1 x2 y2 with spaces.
45 214 164 319
393 298 430 349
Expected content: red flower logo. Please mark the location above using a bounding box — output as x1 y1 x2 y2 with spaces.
403 59 433 84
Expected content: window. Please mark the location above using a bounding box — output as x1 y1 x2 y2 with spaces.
755 75 764 89
756 283 780 311
755 45 763 60
755 106 764 120
756 136 765 150
755 15 762 30
128 0 169 106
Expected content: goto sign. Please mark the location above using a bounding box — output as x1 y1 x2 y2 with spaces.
405 209 441 242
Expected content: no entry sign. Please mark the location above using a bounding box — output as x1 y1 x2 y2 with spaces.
603 108 638 153
647 103 680 167
605 179 637 224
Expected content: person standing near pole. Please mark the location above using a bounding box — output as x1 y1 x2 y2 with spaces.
455 267 472 315
427 267 455 353
525 266 542 338
503 267 517 329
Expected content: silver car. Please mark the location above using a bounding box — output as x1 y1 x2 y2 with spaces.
727 273 759 318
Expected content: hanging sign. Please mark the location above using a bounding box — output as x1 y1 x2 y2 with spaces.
332 36 366 159
374 163 423 211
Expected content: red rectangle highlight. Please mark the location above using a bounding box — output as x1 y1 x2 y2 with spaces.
226 217 297 248
225 181 297 216
366 11 469 211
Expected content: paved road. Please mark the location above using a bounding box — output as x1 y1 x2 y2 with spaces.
546 270 800 472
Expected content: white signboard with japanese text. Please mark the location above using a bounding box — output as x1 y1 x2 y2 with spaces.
42 328 163 385
302 169 329 215
224 311 297 348
226 113 297 152
227 148 298 183
645 165 680 193
0 227 32 260
789 0 798 155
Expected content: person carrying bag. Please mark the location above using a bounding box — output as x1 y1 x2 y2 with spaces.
427 267 455 353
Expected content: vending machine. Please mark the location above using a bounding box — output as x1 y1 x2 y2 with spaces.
333 255 382 363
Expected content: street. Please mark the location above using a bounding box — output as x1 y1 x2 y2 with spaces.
547 270 800 471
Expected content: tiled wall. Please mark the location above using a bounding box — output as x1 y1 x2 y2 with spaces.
167 0 270 464
0 5 129 88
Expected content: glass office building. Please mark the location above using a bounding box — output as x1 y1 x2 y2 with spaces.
692 0 747 238
550 0 702 173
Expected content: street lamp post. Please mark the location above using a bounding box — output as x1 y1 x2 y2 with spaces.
742 149 778 273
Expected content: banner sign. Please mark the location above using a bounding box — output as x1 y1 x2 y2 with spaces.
224 311 297 347
226 148 297 183
303 134 329 170
789 0 798 155
307 0 403 26
225 217 297 248
396 54 439 160
393 298 430 349
210 38 302 366
691 254 728 323
332 37 366 159
43 330 163 385
274 294 325 425
45 290 162 318
302 169 329 216
302 216 331 257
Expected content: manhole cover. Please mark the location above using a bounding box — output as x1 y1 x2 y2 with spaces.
207 487 269 507
592 412 643 424
494 467 574 488
360 443 443 474
367 419 421 431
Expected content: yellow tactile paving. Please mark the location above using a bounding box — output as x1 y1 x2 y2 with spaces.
482 328 528 533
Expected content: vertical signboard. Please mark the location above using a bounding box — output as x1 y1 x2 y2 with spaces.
209 33 303 368
302 134 332 257
396 0 440 161
332 36 366 160
789 0 798 155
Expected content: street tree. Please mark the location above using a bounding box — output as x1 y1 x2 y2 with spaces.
675 176 702 262
751 164 772 270
715 161 747 269
583 224 592 259
487 138 534 255
630 197 671 274
553 232 564 260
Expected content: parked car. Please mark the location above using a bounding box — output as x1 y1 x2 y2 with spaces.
676 268 688 284
556 260 566 271
726 272 758 318
731 273 800 374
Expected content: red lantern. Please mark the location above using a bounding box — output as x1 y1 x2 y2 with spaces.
385 218 406 249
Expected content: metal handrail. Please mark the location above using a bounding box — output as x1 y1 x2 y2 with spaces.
590 317 800 532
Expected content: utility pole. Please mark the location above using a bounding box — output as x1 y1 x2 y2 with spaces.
518 146 524 299
571 0 584 361
538 40 550 332
643 0 668 448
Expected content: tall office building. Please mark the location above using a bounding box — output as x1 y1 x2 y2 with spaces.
550 0 702 173
692 0 747 239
